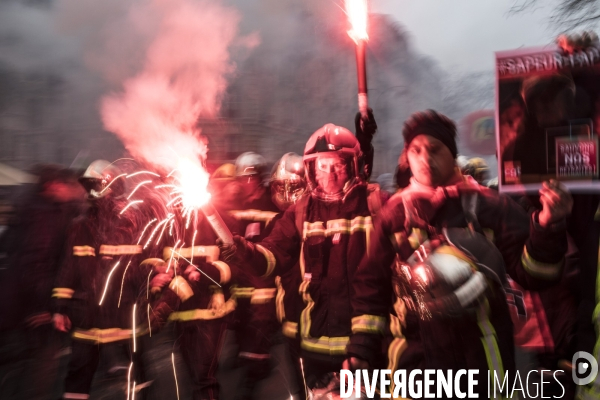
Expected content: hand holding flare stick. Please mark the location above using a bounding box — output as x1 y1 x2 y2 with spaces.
345 0 370 120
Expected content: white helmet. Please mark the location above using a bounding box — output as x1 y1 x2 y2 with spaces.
393 228 505 320
79 160 125 200
235 152 267 178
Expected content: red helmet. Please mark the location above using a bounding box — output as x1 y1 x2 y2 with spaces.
303 124 362 201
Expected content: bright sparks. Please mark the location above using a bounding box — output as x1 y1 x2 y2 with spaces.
118 261 133 308
172 158 211 214
172 353 180 400
345 0 369 43
121 200 144 215
127 180 152 200
99 261 120 306
132 303 137 353
127 362 133 400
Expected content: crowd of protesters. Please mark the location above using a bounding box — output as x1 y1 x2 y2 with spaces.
0 103 597 400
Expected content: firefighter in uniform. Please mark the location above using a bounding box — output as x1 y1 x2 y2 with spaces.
345 110 573 398
267 152 308 399
51 160 155 400
219 120 383 397
147 208 238 400
217 152 281 399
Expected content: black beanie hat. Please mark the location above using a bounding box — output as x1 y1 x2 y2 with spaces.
402 109 458 158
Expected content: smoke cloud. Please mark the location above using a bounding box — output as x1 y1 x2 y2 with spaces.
75 0 254 172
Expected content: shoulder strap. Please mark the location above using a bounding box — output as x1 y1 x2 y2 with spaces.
461 191 482 234
295 195 310 241
366 183 382 217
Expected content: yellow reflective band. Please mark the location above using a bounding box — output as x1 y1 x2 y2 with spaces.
72 328 134 344
521 245 562 280
52 287 74 299
392 297 407 330
477 302 506 399
275 276 285 323
408 228 428 250
168 299 237 322
164 245 219 262
298 280 349 355
99 245 142 256
299 283 314 339
250 288 277 304
299 280 311 304
351 315 386 335
255 244 276 277
282 321 298 339
211 261 231 284
301 336 349 356
73 246 95 257
387 332 409 398
168 276 194 302
483 228 495 243
582 244 600 400
231 287 255 298
390 231 407 252
228 210 278 224
302 216 373 240
299 241 306 278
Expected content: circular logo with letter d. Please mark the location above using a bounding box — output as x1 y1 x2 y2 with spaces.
573 351 599 386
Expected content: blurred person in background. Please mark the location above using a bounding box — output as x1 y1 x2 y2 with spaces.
145 209 241 400
0 164 84 400
460 157 491 186
265 152 307 399
218 151 282 400
51 160 154 400
209 163 238 211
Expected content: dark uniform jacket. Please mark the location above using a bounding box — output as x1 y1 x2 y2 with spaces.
347 177 568 396
242 184 378 357
158 212 239 325
52 204 151 343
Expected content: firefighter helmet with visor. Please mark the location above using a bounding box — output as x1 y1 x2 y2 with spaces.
303 124 362 202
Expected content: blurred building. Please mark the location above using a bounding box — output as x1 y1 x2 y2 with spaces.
0 0 446 178
204 0 446 176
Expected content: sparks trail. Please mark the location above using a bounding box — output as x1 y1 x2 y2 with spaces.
166 239 182 273
100 173 127 196
172 352 180 400
137 218 157 245
132 303 137 353
99 261 120 306
127 362 133 400
121 200 144 215
127 180 153 200
118 260 133 308
127 171 160 179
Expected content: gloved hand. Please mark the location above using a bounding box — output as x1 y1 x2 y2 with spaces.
184 264 201 282
354 108 377 146
217 235 254 264
52 313 71 332
149 289 182 332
